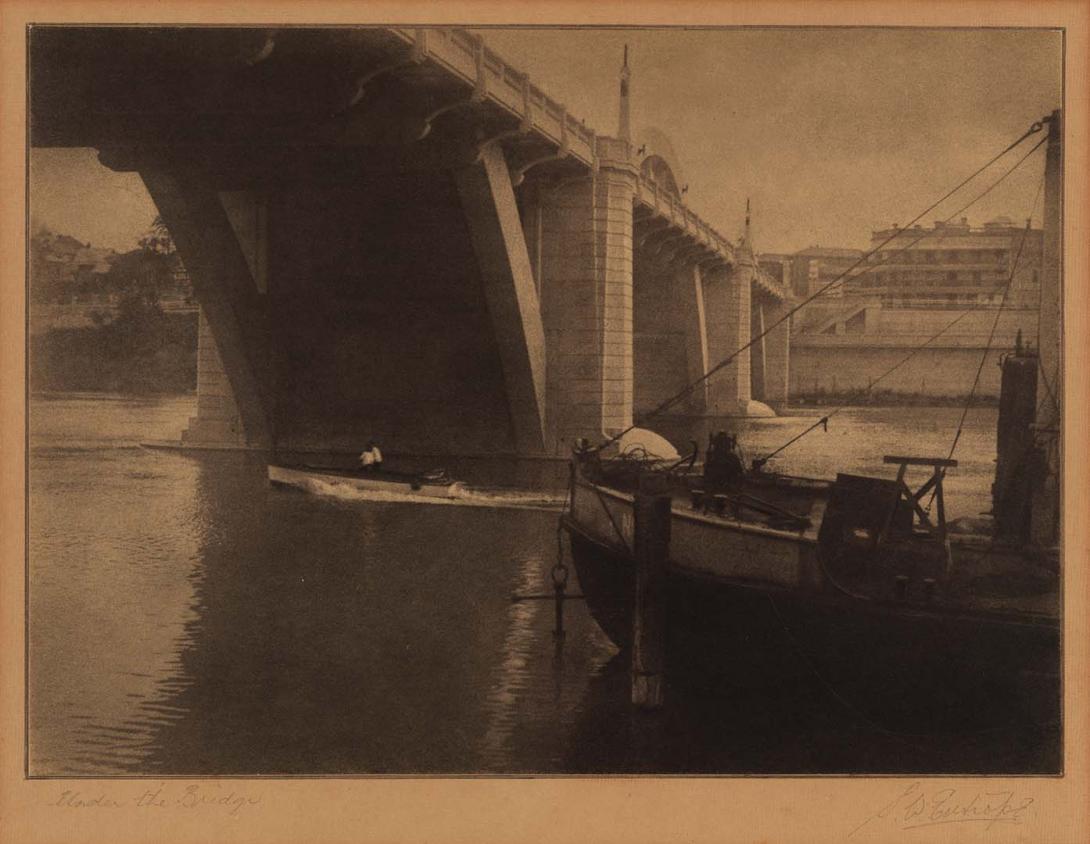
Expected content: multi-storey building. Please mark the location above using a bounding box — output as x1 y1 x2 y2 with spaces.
782 216 1045 400
847 217 1043 309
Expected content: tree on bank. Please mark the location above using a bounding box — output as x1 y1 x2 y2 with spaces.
31 215 198 394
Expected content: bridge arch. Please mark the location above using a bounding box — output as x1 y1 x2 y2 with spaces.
640 155 681 198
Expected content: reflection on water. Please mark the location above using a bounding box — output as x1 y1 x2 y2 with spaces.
28 395 1057 775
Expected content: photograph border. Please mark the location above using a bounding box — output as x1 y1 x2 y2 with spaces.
3 2 1087 842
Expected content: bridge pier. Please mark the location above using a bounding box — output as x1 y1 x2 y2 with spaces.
677 262 711 414
706 262 751 415
140 170 272 448
181 191 271 448
594 138 640 437
181 309 249 448
633 254 711 421
760 299 792 412
537 176 602 453
703 262 750 416
455 144 548 455
750 297 766 403
536 137 642 453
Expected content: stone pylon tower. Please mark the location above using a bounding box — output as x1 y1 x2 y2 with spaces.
618 45 632 142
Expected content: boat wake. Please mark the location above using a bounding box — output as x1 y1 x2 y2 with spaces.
280 476 567 512
454 486 568 511
33 442 145 455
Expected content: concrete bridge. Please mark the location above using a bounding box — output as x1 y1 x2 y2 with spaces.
31 26 791 460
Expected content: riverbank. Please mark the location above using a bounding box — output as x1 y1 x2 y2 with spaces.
30 308 197 394
791 389 999 408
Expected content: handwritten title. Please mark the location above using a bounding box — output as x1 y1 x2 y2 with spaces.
53 784 262 817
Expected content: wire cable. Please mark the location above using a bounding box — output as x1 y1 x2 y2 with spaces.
922 175 1046 512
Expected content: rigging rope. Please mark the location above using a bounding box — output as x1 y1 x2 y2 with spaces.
595 119 1047 452
922 174 1046 512
755 257 1042 464
1035 358 1061 420
755 416 827 469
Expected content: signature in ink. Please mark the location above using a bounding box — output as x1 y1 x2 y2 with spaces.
850 781 1035 837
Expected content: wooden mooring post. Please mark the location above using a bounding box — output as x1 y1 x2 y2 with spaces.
631 479 672 709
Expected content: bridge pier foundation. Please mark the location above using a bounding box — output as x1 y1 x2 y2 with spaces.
181 309 248 447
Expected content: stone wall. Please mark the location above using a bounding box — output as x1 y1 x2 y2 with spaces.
790 305 1040 400
791 346 1010 399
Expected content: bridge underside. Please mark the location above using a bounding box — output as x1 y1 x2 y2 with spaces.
31 26 790 460
271 174 518 455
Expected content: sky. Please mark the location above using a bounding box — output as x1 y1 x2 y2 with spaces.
31 149 160 252
30 26 1062 254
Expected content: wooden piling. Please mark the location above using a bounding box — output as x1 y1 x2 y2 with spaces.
631 485 672 709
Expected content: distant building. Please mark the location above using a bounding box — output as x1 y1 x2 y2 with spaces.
848 217 1043 309
761 247 865 299
31 231 117 304
777 216 1044 401
30 229 196 334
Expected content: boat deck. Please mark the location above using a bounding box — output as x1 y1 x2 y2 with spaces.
572 458 1060 623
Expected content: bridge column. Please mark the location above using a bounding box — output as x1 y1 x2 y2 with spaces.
539 177 601 452
761 299 792 412
595 138 638 436
675 261 709 413
141 170 271 448
182 192 269 447
537 138 637 451
702 262 751 415
750 297 766 402
455 144 547 454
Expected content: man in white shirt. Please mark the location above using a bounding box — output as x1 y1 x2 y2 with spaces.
359 441 383 471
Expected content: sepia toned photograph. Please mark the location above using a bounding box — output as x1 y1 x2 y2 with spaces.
25 21 1065 784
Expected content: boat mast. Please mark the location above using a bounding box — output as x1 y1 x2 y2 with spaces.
1031 109 1062 546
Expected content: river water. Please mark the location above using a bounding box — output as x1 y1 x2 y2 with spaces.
27 394 1058 776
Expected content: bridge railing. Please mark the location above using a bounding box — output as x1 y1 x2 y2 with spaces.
388 27 598 169
385 27 797 303
633 178 734 262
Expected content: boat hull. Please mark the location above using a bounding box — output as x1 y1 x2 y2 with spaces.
268 463 463 499
563 490 1060 734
